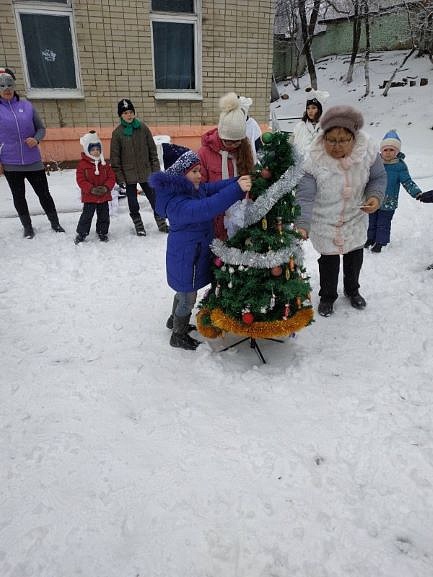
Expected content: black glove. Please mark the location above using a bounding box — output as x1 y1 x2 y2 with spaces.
91 185 108 196
417 190 433 203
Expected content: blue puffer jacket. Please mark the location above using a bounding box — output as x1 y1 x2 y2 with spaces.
149 172 243 291
381 152 421 211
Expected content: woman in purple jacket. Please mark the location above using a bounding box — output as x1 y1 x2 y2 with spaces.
0 67 64 238
150 148 251 350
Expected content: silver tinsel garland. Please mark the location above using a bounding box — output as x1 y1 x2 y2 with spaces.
211 238 305 269
243 149 304 226
210 149 306 269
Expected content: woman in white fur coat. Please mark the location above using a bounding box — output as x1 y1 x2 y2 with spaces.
295 105 387 317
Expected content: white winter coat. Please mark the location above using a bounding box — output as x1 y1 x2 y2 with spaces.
295 130 386 255
246 117 262 164
292 120 321 157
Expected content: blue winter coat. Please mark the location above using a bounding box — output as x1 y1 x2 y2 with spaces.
381 152 421 211
149 172 244 291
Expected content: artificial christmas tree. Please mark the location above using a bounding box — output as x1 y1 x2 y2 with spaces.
197 131 314 358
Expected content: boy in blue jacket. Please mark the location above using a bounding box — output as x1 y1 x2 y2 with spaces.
366 130 423 253
149 148 251 350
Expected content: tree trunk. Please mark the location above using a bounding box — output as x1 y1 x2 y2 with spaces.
383 47 416 96
298 0 322 90
346 1 361 84
363 1 370 97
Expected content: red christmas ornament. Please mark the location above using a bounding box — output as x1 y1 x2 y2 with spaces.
214 257 223 268
242 311 255 325
261 167 272 179
271 266 283 277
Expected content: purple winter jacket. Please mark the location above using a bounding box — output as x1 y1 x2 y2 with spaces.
0 97 42 166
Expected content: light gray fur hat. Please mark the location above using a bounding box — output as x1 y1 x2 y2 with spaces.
320 105 364 135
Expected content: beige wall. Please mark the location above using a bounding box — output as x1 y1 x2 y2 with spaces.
0 0 274 134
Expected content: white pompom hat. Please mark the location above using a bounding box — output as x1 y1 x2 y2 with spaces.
218 92 247 141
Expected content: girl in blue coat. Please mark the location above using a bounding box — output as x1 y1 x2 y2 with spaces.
149 148 252 350
366 130 422 253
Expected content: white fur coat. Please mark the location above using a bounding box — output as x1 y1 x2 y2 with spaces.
296 130 386 255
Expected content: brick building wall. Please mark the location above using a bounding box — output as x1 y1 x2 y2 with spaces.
0 0 274 159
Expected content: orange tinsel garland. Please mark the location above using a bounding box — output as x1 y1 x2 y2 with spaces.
197 307 314 339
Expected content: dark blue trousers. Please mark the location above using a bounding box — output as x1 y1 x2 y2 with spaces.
367 209 394 246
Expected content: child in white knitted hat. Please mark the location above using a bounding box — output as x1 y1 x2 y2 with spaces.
75 131 116 244
198 92 255 240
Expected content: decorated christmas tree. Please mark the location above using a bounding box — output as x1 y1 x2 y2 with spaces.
197 131 314 342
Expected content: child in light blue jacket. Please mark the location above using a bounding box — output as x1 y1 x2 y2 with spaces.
366 130 422 253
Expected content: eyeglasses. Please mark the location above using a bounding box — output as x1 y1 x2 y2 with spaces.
325 137 353 147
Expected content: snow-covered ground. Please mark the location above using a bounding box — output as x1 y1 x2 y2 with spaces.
1 51 433 577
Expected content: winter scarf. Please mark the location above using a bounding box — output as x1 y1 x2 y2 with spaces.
121 117 141 137
219 150 238 179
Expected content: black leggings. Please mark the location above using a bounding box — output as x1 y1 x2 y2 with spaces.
4 169 57 217
318 248 364 302
125 181 156 215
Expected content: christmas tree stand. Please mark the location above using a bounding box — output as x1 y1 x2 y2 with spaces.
219 336 284 364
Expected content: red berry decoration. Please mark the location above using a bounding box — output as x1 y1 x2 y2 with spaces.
242 311 254 325
271 266 283 277
214 257 223 268
260 167 272 179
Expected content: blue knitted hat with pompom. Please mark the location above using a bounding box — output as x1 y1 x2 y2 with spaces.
381 129 401 151
165 149 200 176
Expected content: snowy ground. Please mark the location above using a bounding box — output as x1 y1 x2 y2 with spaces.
1 51 433 577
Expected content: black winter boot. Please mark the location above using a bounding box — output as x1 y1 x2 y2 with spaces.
130 212 146 236
47 211 65 232
170 314 201 350
345 291 367 309
364 239 374 249
371 243 383 253
318 300 334 317
74 233 86 244
155 213 169 233
19 214 34 239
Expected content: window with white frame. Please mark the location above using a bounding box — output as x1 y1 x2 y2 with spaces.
150 0 202 100
13 1 82 99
